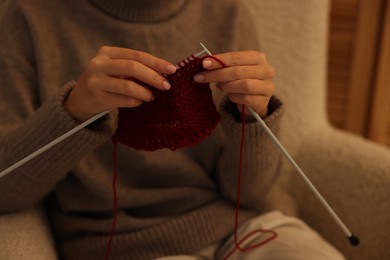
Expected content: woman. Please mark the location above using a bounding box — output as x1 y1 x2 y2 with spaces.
0 0 344 259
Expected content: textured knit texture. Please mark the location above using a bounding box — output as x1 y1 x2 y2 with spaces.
113 56 220 151
0 0 288 259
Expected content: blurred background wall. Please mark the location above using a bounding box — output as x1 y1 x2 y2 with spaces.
327 0 390 147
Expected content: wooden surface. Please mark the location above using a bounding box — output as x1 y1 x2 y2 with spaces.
345 0 383 134
327 0 390 147
327 0 359 129
368 0 390 145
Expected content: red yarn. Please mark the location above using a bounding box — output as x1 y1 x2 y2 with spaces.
221 105 277 260
105 142 118 260
112 55 220 151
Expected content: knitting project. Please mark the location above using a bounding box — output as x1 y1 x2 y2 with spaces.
112 55 220 151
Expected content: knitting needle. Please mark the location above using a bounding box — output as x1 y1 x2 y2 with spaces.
194 49 208 58
0 110 110 179
0 46 213 179
246 107 359 246
0 47 212 179
199 42 359 246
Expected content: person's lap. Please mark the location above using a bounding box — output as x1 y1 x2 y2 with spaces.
155 210 344 260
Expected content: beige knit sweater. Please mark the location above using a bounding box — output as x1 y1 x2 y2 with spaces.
0 0 289 259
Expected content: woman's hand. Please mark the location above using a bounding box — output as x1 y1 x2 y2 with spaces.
64 46 177 122
194 50 275 118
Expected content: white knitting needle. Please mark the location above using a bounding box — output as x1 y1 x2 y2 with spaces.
199 42 359 246
0 110 110 179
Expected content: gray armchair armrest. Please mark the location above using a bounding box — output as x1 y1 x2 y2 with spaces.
290 127 390 260
0 205 58 260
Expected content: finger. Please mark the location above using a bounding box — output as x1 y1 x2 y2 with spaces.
202 50 267 70
195 65 273 83
228 94 270 116
78 76 144 111
98 46 177 74
99 76 155 102
217 79 274 96
228 93 268 106
100 92 143 109
102 59 172 91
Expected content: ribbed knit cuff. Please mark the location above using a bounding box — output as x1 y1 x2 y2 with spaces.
5 82 115 183
218 96 285 210
219 96 284 156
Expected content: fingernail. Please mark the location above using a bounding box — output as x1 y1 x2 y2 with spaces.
194 74 205 82
162 81 171 90
166 64 177 73
203 59 212 68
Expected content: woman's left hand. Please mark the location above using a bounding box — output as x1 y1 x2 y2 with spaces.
194 50 275 118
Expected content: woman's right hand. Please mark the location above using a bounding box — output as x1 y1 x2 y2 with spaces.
64 46 177 122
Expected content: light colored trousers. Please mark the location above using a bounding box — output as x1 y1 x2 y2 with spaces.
156 210 344 260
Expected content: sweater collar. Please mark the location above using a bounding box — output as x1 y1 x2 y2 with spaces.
89 0 188 23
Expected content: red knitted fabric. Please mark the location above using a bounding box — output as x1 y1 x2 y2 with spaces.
112 55 220 151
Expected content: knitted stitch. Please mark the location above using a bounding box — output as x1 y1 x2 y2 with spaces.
112 55 220 151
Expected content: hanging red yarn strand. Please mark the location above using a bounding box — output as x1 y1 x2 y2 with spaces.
221 105 277 260
105 142 118 260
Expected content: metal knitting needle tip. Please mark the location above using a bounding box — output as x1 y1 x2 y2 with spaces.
200 42 212 56
197 41 359 246
245 106 359 246
0 110 111 179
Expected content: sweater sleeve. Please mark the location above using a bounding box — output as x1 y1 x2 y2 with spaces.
217 97 284 212
215 1 285 211
0 2 115 213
